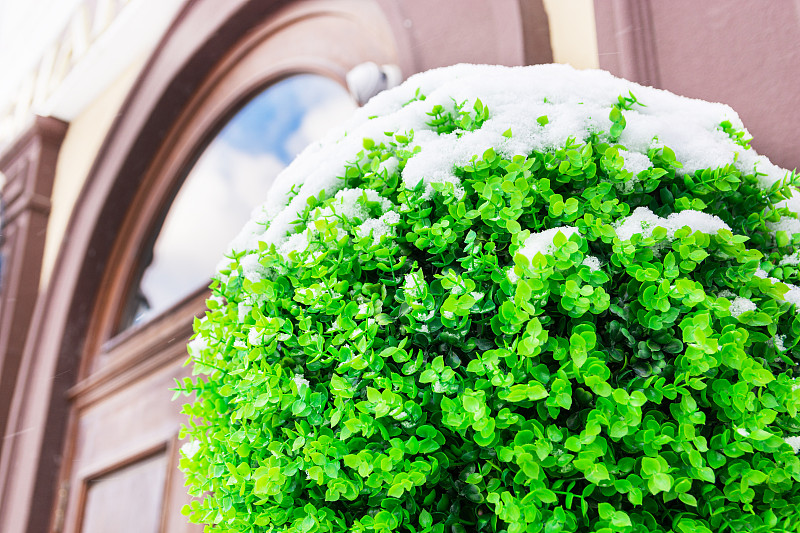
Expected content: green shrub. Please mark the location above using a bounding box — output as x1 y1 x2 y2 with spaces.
176 65 800 533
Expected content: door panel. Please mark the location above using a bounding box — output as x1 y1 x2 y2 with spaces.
80 453 168 533
72 362 187 479
61 357 201 533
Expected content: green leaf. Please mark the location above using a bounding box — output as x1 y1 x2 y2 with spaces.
641 457 661 476
586 463 610 484
300 514 315 532
387 484 405 498
648 473 672 493
463 394 481 413
420 509 433 528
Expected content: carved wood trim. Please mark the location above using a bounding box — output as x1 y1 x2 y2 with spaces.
67 443 170 533
0 2 290 530
0 115 68 460
593 0 661 87
66 289 206 409
82 0 398 379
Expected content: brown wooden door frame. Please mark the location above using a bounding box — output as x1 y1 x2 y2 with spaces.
0 115 68 459
80 3 399 378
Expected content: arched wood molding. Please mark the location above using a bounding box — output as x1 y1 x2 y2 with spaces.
81 6 397 383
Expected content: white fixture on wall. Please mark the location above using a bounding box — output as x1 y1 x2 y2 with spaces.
346 62 403 106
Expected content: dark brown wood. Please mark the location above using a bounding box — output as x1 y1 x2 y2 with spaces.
79 452 169 533
68 289 206 409
518 0 554 66
593 0 660 87
374 0 538 74
0 115 68 461
58 362 190 533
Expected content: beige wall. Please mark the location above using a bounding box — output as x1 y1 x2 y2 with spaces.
543 0 599 69
40 55 147 288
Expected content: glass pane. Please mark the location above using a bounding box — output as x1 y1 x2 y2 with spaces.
121 75 355 330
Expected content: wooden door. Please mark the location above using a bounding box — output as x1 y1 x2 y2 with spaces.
56 295 205 533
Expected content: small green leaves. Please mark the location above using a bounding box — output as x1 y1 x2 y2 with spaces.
501 381 548 402
426 97 490 135
609 105 626 141
719 119 752 149
419 509 433 529
585 463 610 484
180 83 800 533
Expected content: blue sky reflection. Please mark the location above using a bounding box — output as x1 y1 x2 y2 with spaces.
127 74 355 328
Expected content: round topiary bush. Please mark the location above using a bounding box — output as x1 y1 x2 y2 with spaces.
176 64 800 533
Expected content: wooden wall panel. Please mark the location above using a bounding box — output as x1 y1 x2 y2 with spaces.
79 453 168 533
0 115 67 457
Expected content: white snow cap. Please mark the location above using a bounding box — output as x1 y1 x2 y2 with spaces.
615 149 654 193
619 149 653 176
223 64 788 261
785 436 800 454
751 269 800 312
517 227 580 260
774 335 787 352
779 251 800 266
615 207 730 241
293 373 310 390
728 296 757 317
582 256 602 272
718 290 759 318
767 192 800 237
783 284 800 309
181 440 201 458
355 211 400 245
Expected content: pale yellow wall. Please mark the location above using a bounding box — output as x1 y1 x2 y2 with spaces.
543 0 599 69
40 55 147 288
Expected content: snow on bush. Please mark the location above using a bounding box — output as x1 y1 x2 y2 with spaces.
176 64 800 533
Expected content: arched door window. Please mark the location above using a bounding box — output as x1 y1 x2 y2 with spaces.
120 74 355 330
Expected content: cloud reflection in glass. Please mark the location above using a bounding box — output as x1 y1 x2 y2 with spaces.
121 74 355 330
